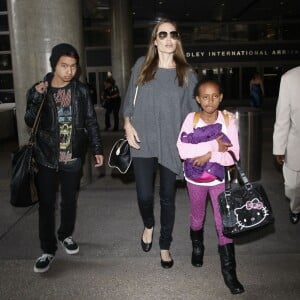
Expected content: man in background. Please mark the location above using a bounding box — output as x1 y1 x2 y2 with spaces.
273 66 300 224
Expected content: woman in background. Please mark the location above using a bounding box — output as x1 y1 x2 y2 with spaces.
249 72 264 108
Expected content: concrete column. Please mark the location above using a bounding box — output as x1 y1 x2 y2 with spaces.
111 0 133 99
7 0 84 146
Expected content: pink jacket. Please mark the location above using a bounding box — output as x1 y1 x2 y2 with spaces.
177 111 240 166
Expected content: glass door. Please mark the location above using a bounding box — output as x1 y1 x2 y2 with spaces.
86 67 111 106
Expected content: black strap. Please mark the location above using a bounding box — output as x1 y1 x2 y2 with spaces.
29 92 46 144
224 166 231 192
225 150 252 191
227 150 250 185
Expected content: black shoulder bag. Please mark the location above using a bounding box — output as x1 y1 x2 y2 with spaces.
108 86 138 174
10 94 45 207
218 150 274 237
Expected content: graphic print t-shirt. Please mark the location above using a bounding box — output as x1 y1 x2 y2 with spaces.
52 84 73 162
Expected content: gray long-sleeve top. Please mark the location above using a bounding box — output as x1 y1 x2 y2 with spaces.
123 56 199 177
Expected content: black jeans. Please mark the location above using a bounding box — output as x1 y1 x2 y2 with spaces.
132 157 177 250
105 99 121 130
36 161 81 255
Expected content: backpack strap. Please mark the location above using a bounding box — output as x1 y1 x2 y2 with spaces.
221 110 230 128
193 112 201 128
193 110 232 129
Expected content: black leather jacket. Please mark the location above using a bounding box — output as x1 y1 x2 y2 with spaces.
24 73 103 169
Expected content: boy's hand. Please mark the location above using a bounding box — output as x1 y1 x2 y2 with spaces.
94 155 104 167
35 81 48 94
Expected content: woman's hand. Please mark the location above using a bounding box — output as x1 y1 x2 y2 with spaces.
192 152 211 167
35 81 48 94
124 117 140 149
216 135 232 152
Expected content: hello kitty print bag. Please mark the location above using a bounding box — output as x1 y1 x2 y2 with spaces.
218 151 274 237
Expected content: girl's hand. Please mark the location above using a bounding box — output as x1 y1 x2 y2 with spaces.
124 119 140 149
192 152 211 167
216 135 232 152
35 81 48 94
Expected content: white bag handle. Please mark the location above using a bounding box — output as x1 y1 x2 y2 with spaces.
133 86 139 107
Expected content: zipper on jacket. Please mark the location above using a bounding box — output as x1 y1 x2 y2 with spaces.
49 91 60 171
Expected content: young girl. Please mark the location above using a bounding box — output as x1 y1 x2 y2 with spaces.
177 79 244 294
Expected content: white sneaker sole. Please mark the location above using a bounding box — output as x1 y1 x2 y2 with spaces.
33 257 54 273
61 242 79 255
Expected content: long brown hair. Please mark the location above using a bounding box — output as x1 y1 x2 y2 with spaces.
136 19 189 87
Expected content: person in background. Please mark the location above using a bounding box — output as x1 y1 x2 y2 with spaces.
273 66 300 225
123 19 198 269
86 80 97 105
177 78 244 294
25 43 104 273
101 77 121 131
249 72 264 108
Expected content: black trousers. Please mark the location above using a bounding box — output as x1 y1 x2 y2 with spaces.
36 162 81 255
132 157 177 250
105 100 121 130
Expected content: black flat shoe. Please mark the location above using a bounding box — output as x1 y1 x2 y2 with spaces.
141 228 153 252
160 253 174 269
290 209 300 224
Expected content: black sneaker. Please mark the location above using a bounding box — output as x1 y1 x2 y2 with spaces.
60 236 79 254
289 209 300 224
34 254 54 273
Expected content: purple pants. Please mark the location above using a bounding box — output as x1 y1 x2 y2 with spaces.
186 181 233 246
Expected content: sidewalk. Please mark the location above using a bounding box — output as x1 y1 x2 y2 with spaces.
0 109 300 300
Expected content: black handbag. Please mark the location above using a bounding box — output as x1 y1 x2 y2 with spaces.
10 94 45 207
10 143 38 207
108 138 132 174
108 86 138 174
218 151 274 237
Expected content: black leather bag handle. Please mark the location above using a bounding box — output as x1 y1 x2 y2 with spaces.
28 92 46 144
225 150 253 191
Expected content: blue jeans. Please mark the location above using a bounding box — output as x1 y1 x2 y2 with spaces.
36 161 81 254
132 157 176 250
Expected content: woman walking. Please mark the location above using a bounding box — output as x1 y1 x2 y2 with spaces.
123 19 198 268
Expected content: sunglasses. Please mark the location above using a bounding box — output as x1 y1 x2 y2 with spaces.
157 31 180 40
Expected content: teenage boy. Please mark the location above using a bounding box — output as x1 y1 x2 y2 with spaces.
25 43 104 273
